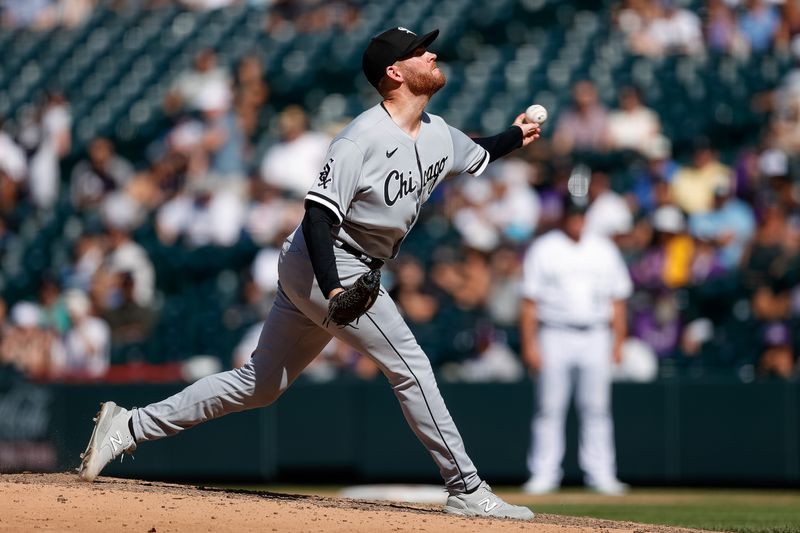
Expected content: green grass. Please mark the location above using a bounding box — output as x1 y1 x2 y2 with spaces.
528 489 800 533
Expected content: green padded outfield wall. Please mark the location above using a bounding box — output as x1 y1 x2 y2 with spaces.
0 378 797 485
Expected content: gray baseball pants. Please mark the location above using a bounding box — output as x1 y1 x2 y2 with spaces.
131 227 480 493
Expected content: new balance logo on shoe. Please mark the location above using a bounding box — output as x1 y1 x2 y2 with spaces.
478 498 498 513
109 431 123 453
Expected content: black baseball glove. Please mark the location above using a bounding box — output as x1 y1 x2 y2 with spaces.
324 269 382 327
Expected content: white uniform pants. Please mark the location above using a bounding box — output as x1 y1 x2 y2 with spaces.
527 325 618 486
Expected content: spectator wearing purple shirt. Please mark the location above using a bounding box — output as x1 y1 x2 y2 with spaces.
706 0 739 54
629 205 726 357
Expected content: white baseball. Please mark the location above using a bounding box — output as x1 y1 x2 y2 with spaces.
525 104 548 124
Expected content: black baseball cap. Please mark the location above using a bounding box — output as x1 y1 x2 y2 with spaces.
362 27 440 89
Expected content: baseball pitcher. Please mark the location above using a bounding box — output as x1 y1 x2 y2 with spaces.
78 27 540 519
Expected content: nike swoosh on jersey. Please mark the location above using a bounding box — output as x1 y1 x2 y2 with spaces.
386 147 398 158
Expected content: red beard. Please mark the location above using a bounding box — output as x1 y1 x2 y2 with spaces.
404 67 446 96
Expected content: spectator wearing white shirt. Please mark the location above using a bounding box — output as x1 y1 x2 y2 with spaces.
178 0 236 11
156 180 246 248
452 160 541 251
52 289 111 379
244 179 305 246
520 195 632 496
584 170 634 240
164 49 232 115
260 106 331 198
29 92 71 209
0 126 28 213
0 128 28 182
629 0 704 56
101 193 155 307
485 158 541 243
606 86 661 155
452 178 500 252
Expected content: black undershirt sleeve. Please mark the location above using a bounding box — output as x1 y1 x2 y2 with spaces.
472 126 524 163
301 203 343 298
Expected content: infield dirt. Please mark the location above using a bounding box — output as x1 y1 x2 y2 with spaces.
1 473 723 533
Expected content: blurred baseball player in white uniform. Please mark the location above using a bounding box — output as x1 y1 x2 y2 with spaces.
519 195 632 495
78 27 542 519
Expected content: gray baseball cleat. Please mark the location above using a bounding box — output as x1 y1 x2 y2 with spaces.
77 401 136 482
443 481 535 520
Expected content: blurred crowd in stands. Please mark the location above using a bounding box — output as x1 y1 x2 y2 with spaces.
615 0 797 57
2 0 361 31
0 0 799 383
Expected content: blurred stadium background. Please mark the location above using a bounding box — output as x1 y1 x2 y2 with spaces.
0 0 799 496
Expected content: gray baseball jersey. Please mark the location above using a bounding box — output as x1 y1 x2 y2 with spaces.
129 103 489 494
305 103 489 260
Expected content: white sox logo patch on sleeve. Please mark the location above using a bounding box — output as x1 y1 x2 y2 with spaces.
318 159 333 189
